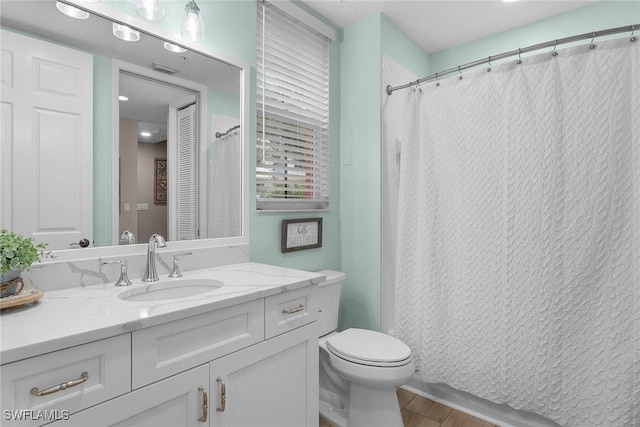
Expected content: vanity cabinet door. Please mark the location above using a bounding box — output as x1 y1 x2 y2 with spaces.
49 364 210 427
209 322 319 427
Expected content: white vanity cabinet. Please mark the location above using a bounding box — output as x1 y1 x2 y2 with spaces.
22 283 320 427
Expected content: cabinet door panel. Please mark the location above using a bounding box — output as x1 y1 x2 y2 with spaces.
210 323 318 427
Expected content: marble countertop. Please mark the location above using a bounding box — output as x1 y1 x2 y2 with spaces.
0 262 325 365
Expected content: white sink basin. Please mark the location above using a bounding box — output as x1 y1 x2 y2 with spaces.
118 279 224 302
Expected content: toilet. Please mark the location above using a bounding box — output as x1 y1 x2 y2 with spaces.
316 270 415 427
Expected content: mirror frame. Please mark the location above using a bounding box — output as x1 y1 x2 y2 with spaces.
48 0 250 262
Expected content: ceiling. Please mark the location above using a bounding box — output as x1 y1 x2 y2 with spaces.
298 0 598 53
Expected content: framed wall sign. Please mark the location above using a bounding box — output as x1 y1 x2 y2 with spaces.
281 218 323 253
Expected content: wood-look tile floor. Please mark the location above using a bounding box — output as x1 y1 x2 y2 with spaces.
319 388 498 427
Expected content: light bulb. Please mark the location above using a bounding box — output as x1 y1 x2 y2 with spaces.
181 0 205 42
134 0 164 21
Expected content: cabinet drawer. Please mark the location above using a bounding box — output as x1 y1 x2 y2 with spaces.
132 299 264 389
0 334 131 427
265 285 318 339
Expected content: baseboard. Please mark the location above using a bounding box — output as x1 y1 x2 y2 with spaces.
402 378 561 427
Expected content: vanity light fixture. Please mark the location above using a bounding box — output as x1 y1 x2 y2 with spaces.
134 0 164 21
181 0 205 42
113 23 140 42
164 42 187 53
56 2 89 19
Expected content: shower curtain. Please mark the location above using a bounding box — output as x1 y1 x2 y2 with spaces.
394 38 639 426
208 131 241 238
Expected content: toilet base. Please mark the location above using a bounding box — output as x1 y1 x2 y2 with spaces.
346 383 403 427
319 398 348 427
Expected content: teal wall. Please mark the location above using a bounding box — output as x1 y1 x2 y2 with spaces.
336 13 431 332
381 15 430 78
430 1 640 73
93 56 113 247
339 14 383 331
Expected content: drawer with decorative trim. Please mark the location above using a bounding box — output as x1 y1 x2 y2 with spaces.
0 334 131 427
264 285 318 339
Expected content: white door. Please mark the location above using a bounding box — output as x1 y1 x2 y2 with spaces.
174 102 198 241
0 29 93 250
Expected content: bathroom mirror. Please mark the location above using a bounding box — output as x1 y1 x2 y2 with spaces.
0 0 247 251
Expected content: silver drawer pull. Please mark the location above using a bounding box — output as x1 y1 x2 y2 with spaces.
216 377 226 412
282 304 305 315
30 372 89 397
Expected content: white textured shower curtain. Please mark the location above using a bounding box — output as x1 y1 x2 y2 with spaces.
208 132 241 238
394 38 639 426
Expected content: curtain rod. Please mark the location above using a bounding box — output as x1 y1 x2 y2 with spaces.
386 24 638 96
215 124 240 139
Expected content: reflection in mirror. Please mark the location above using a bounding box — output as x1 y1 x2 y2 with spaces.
0 0 243 251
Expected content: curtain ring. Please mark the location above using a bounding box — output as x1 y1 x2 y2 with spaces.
435 72 440 87
516 48 522 65
457 65 463 80
590 31 596 49
486 55 492 72
631 24 637 42
551 40 558 57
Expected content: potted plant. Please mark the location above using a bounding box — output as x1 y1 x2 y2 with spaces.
1 229 51 298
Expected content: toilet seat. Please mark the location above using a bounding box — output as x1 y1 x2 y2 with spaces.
327 328 412 367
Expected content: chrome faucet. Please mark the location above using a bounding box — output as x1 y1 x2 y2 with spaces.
142 234 167 282
120 230 136 245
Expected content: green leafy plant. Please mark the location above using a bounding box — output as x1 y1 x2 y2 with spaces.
0 229 53 274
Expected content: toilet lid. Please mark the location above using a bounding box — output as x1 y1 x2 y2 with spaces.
327 328 412 367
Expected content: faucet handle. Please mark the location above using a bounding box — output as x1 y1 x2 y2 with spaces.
102 259 133 287
169 252 192 278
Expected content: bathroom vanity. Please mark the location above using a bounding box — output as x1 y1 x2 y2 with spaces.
0 263 322 426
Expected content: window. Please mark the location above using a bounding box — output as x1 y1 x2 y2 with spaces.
256 0 330 210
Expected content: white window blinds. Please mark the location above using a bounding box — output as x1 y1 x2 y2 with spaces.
257 1 330 211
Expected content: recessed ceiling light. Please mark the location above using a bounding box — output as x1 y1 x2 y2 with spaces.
164 42 187 53
140 131 152 137
56 2 90 19
113 23 140 42
119 95 130 101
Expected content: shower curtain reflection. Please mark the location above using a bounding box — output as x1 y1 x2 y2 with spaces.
208 120 241 238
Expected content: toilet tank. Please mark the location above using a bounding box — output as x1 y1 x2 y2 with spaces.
316 270 346 337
